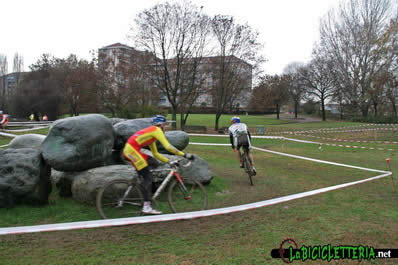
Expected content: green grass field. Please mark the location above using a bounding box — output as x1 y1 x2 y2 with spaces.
0 115 397 264
167 113 293 128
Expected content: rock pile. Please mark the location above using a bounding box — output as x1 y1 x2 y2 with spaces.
0 114 212 207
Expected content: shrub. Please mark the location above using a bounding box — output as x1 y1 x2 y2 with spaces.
117 106 137 119
138 105 168 118
351 116 398 124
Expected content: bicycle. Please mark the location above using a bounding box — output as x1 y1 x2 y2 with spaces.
96 157 208 219
240 147 255 186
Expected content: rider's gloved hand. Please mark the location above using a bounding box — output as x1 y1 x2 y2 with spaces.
184 153 194 160
169 160 179 167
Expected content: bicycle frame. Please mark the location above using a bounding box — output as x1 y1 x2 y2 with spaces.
151 160 191 201
96 158 205 219
151 168 176 200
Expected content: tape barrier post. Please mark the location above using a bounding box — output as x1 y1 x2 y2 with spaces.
386 158 396 191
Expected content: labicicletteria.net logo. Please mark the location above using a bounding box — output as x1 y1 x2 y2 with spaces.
271 238 398 263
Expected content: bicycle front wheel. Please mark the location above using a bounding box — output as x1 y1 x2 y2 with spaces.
168 176 208 213
96 179 143 219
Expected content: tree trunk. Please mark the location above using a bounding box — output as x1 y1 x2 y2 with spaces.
373 102 378 117
390 98 397 118
180 113 185 131
360 103 369 118
321 99 326 121
276 103 280 120
183 112 190 128
215 113 221 131
171 110 177 130
294 101 298 119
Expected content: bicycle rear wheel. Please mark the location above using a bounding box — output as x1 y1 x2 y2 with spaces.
96 179 143 219
243 150 254 186
168 175 208 213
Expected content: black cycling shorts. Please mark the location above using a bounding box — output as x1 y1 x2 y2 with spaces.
237 134 250 150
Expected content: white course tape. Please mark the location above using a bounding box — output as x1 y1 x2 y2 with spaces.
280 137 321 145
0 131 17 138
252 147 389 173
7 121 53 126
188 133 284 140
3 125 49 133
189 133 395 151
294 134 398 144
0 144 9 148
292 128 398 134
0 141 391 235
0 171 390 235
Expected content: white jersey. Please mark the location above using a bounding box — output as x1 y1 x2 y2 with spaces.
228 123 248 137
228 123 251 148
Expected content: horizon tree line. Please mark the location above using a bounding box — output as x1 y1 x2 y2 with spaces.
250 0 398 121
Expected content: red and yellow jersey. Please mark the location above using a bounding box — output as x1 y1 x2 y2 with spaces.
126 125 184 164
0 114 8 126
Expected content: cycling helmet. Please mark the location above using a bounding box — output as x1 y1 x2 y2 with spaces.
151 115 167 125
231 116 240 124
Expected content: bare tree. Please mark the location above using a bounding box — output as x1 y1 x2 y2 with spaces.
96 47 160 118
11 53 25 102
383 15 398 117
319 0 397 117
283 62 307 119
12 54 62 120
211 15 264 130
13 53 24 73
52 55 97 116
0 55 8 75
0 54 8 111
251 75 289 119
131 0 211 129
299 52 335 121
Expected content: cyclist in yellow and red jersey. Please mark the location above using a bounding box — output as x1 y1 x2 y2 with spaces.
0 111 9 129
123 115 193 215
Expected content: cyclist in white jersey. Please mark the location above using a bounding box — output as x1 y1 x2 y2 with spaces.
228 116 256 175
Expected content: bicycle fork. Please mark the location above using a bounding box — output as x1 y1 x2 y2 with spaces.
174 172 192 200
117 185 133 207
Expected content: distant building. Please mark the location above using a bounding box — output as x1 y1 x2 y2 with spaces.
98 43 160 106
0 72 26 112
324 103 340 114
98 43 144 73
98 43 253 111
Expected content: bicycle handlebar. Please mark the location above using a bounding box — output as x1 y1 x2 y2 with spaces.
169 157 193 168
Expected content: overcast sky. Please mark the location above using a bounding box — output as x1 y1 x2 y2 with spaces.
0 0 341 75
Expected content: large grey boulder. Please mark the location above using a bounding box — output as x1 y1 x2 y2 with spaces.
109 118 126 126
40 114 115 171
113 118 152 150
8 134 46 150
71 165 138 205
157 131 189 153
113 118 189 153
55 153 212 205
51 169 76 197
0 148 51 208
